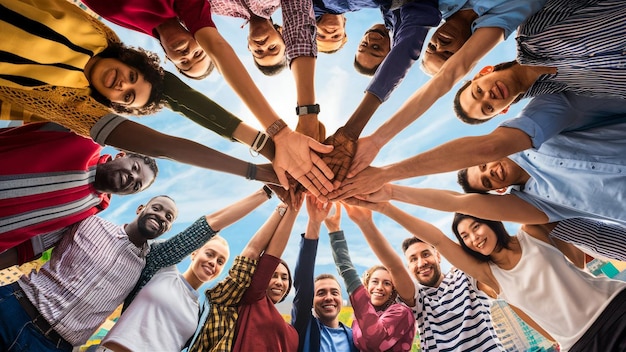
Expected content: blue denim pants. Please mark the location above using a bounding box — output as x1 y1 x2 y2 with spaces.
0 283 71 352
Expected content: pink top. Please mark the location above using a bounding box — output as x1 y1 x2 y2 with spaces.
82 0 215 38
350 285 416 352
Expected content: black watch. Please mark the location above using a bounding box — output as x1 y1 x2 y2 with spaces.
295 104 320 116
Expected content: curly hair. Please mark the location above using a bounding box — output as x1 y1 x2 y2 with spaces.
90 42 165 115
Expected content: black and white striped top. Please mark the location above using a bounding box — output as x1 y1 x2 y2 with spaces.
412 269 504 352
517 0 626 100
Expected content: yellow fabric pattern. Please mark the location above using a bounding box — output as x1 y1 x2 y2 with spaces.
0 0 120 137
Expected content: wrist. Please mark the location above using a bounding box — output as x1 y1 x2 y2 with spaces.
266 119 288 139
295 104 320 116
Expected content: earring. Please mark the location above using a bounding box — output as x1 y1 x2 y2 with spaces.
479 66 494 75
499 106 510 115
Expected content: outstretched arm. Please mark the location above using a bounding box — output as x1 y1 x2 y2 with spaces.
349 27 505 176
344 198 498 290
343 203 415 306
240 204 287 260
193 27 334 196
357 184 549 224
105 119 280 184
332 126 531 200
205 187 272 231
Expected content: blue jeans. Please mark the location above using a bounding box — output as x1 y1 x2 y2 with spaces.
0 284 71 352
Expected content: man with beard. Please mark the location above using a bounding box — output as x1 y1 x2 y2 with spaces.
0 195 177 351
0 122 158 268
400 237 503 351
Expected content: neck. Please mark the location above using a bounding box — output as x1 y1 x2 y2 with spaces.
182 269 203 290
321 317 340 329
83 56 99 82
490 237 519 268
155 18 184 39
516 64 556 91
453 8 479 25
123 223 146 248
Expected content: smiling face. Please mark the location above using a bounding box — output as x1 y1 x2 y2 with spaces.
190 239 229 283
365 268 394 308
313 277 342 326
159 25 211 78
94 155 156 195
316 14 347 52
355 24 391 71
458 68 524 120
87 58 152 108
135 196 178 241
248 21 286 67
422 16 472 75
466 159 526 192
456 218 497 256
404 242 443 287
266 263 290 304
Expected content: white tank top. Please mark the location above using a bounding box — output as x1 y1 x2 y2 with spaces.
489 230 626 350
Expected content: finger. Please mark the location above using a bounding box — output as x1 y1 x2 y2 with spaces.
306 171 327 196
296 174 320 198
310 152 335 181
273 167 292 190
347 159 367 178
308 138 334 153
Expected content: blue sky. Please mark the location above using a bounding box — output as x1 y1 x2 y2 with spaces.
94 8 526 303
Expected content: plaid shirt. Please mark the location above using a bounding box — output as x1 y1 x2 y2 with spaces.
188 255 257 352
209 0 316 62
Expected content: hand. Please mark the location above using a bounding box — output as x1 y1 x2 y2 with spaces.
327 166 386 201
353 183 393 203
272 128 334 198
296 117 326 142
324 203 341 233
322 127 356 187
347 135 381 178
305 194 332 225
342 201 372 223
343 197 390 214
266 175 303 210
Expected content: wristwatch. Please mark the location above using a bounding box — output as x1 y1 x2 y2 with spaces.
266 119 287 138
295 104 320 116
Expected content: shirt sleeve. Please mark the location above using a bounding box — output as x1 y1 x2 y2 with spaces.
162 71 242 140
291 234 318 337
239 254 281 304
550 218 626 262
471 0 547 39
173 0 216 35
208 255 258 305
351 286 416 351
366 1 440 102
90 113 128 146
281 0 317 62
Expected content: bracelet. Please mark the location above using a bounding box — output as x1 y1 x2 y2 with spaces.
276 205 287 217
262 185 273 199
249 131 269 157
266 119 287 138
246 163 257 180
295 104 320 116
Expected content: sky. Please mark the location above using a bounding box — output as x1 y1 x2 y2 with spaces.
91 7 527 305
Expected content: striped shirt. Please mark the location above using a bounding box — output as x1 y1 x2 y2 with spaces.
209 0 317 62
551 218 626 262
518 0 626 99
18 216 149 346
411 269 503 352
0 122 110 253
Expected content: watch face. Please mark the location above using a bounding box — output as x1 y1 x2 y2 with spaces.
296 104 320 115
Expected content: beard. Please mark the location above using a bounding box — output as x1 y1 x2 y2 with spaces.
137 214 163 240
415 264 442 287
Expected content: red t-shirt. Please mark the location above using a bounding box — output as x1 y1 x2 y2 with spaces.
232 254 298 352
82 0 215 38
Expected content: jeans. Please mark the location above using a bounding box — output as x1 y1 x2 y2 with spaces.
0 284 71 352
